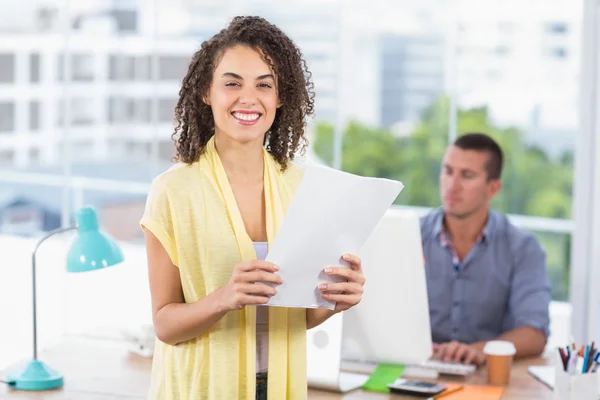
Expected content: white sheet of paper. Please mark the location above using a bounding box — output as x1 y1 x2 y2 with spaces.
264 164 404 309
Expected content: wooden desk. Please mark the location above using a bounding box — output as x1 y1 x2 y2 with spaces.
308 358 552 400
0 337 552 399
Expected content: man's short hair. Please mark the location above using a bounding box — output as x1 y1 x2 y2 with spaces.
453 133 504 180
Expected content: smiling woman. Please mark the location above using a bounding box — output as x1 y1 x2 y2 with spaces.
171 16 315 170
139 15 366 400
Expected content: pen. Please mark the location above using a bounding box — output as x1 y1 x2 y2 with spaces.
570 352 579 374
426 385 463 400
591 353 600 373
588 342 596 373
582 345 590 374
558 348 568 371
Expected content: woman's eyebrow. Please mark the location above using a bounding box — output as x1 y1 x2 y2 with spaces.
221 72 274 80
222 72 243 79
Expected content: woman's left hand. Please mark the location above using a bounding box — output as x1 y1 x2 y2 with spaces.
318 254 366 312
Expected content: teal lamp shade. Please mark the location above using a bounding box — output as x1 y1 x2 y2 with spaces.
66 207 124 273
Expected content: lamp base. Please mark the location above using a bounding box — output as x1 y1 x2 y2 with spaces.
6 360 64 391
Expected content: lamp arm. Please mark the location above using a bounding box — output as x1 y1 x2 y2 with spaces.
31 226 77 361
33 226 78 255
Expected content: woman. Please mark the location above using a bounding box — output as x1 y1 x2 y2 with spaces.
140 16 366 400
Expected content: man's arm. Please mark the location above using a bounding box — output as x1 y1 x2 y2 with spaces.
469 326 547 359
503 233 551 354
436 233 551 365
436 326 547 365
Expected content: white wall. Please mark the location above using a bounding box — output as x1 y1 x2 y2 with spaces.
569 0 600 345
0 234 152 370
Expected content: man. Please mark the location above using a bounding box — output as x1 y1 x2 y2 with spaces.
421 132 551 366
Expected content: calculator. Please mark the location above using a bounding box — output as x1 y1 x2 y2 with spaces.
387 378 447 396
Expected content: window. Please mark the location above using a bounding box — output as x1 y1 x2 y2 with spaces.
159 140 175 161
108 97 152 123
546 22 568 34
30 53 40 83
109 55 134 81
108 96 129 123
0 149 14 165
108 97 123 123
71 98 95 125
57 98 95 126
29 101 40 131
29 148 40 164
0 53 15 83
0 102 15 132
158 56 189 81
158 98 177 122
72 54 94 81
312 2 579 313
0 0 587 367
135 99 151 123
549 47 568 59
135 56 152 80
0 206 43 236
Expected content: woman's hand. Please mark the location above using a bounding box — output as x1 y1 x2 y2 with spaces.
318 254 366 312
218 260 283 312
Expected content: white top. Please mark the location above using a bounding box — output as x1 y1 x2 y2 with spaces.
253 242 269 373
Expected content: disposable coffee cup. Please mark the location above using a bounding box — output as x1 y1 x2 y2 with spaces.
483 340 516 386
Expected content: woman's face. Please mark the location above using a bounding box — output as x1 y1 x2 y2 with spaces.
205 45 281 145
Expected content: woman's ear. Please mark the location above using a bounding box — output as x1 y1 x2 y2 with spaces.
202 91 211 106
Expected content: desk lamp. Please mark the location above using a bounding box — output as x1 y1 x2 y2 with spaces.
3 206 124 391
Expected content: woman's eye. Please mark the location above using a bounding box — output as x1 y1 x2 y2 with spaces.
225 82 240 87
258 83 272 89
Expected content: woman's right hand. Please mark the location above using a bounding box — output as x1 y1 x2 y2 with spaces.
218 260 283 311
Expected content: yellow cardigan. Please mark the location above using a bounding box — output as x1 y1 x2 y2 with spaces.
140 137 307 400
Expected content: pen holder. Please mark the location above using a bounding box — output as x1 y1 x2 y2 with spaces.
554 368 598 400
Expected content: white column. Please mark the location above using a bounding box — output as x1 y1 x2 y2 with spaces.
40 42 60 166
14 51 29 168
569 0 600 344
332 4 344 170
60 0 73 229
93 48 109 160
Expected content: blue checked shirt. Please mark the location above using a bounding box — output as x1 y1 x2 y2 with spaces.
420 208 551 344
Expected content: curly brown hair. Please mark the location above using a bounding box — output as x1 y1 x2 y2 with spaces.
172 16 315 171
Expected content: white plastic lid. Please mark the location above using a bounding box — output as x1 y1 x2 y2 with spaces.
483 340 517 356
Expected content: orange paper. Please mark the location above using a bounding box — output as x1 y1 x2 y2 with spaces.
432 383 463 398
441 385 504 399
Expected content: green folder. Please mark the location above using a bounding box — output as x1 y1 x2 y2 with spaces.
361 364 405 393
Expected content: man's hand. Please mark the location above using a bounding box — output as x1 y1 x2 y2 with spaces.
433 341 486 366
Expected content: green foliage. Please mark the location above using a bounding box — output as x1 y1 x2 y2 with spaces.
312 95 573 301
313 95 573 218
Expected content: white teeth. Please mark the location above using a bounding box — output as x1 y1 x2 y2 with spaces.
233 112 260 121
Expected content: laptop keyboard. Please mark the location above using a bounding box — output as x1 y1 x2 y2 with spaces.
418 360 477 376
341 359 476 377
